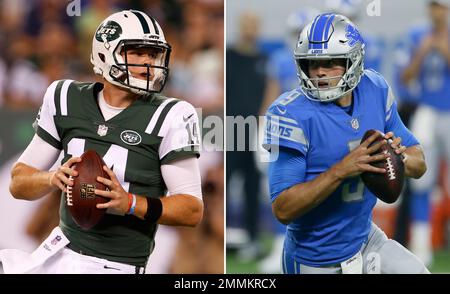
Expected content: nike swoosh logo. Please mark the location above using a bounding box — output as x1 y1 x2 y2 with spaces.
276 105 287 114
104 265 121 271
183 113 194 122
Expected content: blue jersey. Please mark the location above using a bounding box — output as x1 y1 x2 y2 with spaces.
405 25 450 110
264 69 419 266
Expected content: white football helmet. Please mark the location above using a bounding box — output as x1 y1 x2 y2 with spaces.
91 10 171 94
294 13 365 102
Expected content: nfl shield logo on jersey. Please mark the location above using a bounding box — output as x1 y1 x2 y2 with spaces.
51 235 62 245
351 118 359 130
97 124 108 136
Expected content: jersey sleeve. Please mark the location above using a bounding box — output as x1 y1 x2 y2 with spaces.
161 157 202 199
17 134 62 170
158 101 201 164
384 85 420 147
263 96 309 156
33 80 62 150
268 146 307 202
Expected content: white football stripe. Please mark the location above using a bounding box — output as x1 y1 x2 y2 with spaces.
60 80 74 116
266 112 298 125
386 86 395 113
38 81 60 142
145 98 177 134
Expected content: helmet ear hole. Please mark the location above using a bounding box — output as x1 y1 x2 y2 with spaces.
98 53 105 62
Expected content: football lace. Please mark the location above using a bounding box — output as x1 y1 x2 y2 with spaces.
66 175 74 206
384 150 396 181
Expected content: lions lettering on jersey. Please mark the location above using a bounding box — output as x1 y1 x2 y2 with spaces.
265 113 308 155
264 90 309 155
268 122 293 137
264 69 419 266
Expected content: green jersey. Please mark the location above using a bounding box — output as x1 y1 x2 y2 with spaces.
35 79 200 266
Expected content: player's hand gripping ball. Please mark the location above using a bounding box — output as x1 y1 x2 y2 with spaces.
66 150 109 230
360 129 405 204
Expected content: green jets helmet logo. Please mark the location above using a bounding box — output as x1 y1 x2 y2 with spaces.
95 21 122 42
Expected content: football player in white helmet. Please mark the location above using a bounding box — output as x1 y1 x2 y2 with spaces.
2 10 204 274
91 10 171 94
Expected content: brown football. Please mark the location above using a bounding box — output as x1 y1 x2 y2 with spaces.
66 150 109 230
360 129 405 204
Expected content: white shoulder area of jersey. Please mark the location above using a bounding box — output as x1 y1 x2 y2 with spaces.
158 99 198 137
41 80 60 111
45 79 77 92
42 79 76 117
40 79 74 117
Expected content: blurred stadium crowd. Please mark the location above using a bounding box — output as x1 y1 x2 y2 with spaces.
227 0 450 273
0 0 224 274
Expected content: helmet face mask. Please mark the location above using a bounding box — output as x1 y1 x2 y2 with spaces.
294 14 365 103
298 60 347 101
111 39 171 93
91 10 171 95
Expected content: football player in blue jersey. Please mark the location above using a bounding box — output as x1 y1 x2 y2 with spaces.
400 0 450 267
264 13 429 274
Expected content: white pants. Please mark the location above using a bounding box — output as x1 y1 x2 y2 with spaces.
0 227 145 274
410 105 450 191
37 248 145 274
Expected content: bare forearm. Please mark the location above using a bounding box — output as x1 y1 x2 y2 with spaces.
404 145 427 179
133 194 203 227
159 195 203 226
9 162 56 200
273 166 343 224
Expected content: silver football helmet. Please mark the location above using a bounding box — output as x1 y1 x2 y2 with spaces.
91 10 171 94
294 13 365 102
